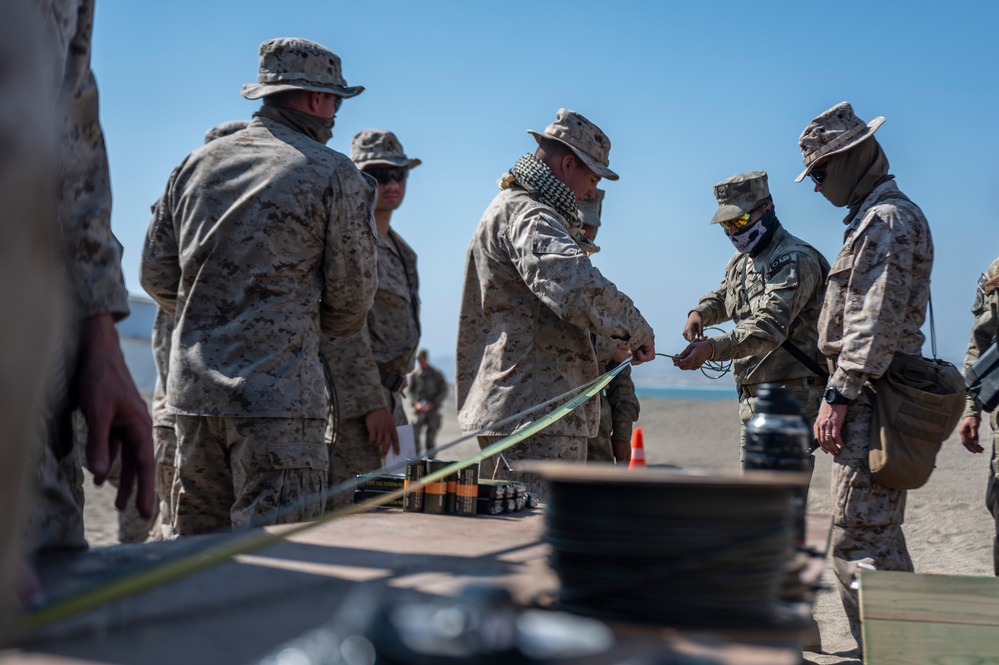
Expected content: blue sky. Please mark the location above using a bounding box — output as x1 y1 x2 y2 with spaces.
93 1 999 384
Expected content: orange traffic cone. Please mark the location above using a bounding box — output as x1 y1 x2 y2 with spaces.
629 428 646 468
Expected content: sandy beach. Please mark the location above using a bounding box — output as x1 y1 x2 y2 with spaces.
81 392 996 664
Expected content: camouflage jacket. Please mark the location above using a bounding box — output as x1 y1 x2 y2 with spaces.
140 115 378 418
693 225 829 385
962 257 999 420
150 306 175 428
819 180 933 400
456 186 654 437
320 227 420 419
408 364 448 411
49 0 129 321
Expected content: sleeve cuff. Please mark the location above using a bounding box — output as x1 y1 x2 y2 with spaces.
829 367 866 401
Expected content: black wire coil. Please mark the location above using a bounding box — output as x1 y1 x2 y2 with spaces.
544 477 799 629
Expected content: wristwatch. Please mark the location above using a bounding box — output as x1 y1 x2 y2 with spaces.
824 386 854 405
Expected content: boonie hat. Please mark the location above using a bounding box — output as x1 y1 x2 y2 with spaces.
204 120 249 144
710 171 770 225
241 38 364 101
577 188 605 228
352 130 421 170
795 102 884 182
528 109 619 181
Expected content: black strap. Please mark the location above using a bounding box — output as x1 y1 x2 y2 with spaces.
780 339 830 379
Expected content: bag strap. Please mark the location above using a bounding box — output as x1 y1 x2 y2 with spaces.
780 339 830 379
929 294 938 360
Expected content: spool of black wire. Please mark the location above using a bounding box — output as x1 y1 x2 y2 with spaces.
523 463 809 630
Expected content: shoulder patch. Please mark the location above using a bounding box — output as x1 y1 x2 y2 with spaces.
768 253 796 273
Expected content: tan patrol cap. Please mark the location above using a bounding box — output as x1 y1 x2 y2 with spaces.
710 171 769 224
241 38 364 101
527 108 619 181
795 102 884 182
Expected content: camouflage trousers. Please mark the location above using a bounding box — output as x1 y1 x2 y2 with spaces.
152 424 177 540
327 391 407 511
412 410 442 456
477 433 587 502
172 415 328 535
986 411 999 576
586 394 614 462
28 435 86 552
830 402 913 648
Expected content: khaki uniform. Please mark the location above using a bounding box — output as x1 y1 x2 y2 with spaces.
28 0 133 555
693 225 828 453
321 228 420 509
408 363 448 455
962 256 999 575
457 186 653 495
586 363 639 462
820 180 933 643
151 307 176 539
140 115 378 534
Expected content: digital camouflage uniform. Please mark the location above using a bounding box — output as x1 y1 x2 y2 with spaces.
692 175 828 458
146 122 248 542
457 110 653 498
321 227 420 509
580 195 639 463
408 360 448 455
962 256 999 575
26 0 133 554
321 130 421 510
140 39 377 534
586 361 639 462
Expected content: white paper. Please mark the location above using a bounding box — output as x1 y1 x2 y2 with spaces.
385 424 416 468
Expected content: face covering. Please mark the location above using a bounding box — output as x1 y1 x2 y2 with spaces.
819 138 893 219
728 209 780 255
255 105 334 144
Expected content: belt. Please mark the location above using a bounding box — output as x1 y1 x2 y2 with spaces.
379 367 405 393
739 376 823 398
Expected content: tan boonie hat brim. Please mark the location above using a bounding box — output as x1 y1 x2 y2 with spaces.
527 130 620 181
795 115 885 183
241 81 364 100
356 156 422 170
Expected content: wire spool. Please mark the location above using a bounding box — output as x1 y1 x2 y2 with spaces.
520 463 810 630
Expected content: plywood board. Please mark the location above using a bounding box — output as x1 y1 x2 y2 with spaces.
861 570 999 664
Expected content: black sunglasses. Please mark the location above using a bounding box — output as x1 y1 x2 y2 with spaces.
366 166 408 184
809 163 828 185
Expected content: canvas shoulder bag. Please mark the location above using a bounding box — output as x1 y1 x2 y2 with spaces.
868 298 965 490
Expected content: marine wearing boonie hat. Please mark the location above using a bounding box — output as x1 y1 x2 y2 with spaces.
528 108 619 181
795 101 884 182
240 38 364 100
351 130 422 171
710 171 769 224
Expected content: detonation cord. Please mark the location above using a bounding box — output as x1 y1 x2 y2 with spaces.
657 326 732 380
19 359 632 631
544 480 798 628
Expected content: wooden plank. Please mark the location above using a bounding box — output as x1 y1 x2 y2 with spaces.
861 571 999 664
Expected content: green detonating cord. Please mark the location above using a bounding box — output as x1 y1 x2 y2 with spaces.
19 360 629 631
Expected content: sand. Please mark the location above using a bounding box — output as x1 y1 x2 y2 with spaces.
81 394 996 664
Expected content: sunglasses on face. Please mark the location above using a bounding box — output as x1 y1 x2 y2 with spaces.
809 163 828 185
720 213 752 231
334 96 343 113
366 167 408 184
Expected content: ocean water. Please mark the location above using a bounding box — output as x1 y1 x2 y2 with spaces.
635 385 737 401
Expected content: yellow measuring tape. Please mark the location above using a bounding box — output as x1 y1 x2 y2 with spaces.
20 360 629 631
